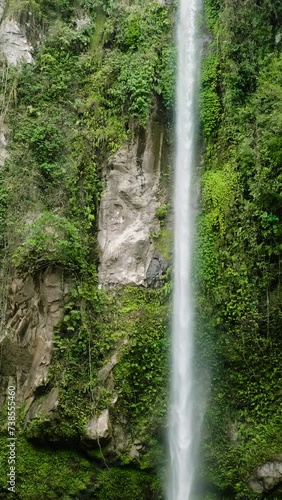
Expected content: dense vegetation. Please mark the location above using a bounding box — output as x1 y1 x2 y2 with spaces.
199 0 282 497
1 0 174 262
0 0 173 498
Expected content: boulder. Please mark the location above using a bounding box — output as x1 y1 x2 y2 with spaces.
85 409 112 441
146 252 168 287
249 460 282 493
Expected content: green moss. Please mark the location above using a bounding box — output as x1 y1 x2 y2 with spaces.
93 468 162 500
0 435 91 499
153 229 172 262
0 432 163 499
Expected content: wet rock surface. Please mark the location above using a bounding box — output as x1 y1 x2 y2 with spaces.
146 252 168 287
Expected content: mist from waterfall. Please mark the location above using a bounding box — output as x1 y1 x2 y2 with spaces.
168 0 202 499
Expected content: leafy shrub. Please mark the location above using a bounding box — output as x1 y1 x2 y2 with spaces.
12 212 86 271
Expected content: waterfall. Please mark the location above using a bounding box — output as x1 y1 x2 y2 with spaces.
168 0 202 498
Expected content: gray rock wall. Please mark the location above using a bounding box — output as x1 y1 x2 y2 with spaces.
98 119 166 286
0 268 71 408
0 0 33 65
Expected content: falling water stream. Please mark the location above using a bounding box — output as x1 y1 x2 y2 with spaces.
168 0 202 499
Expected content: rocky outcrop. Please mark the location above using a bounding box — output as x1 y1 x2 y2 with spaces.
146 251 168 287
0 1 33 66
84 342 129 451
0 267 71 407
249 459 282 493
86 409 112 442
96 114 170 458
24 386 59 424
129 440 144 460
98 118 166 286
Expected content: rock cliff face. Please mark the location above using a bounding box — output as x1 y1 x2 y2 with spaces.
98 119 166 286
0 2 65 423
0 268 70 407
0 17 33 65
89 115 169 457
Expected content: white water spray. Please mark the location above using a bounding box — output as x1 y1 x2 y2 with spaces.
168 0 202 499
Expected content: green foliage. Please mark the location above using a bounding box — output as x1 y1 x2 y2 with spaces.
12 212 86 271
156 203 168 223
93 468 161 500
111 50 157 124
204 0 221 30
111 287 169 428
199 0 282 496
202 163 237 234
3 0 174 260
8 0 76 22
0 434 91 499
87 1 175 125
200 52 221 138
112 1 176 117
